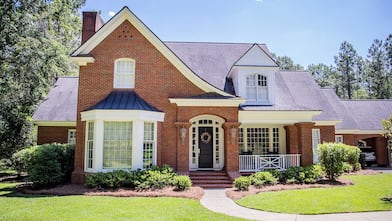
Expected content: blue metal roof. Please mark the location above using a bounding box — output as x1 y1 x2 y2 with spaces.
88 90 162 112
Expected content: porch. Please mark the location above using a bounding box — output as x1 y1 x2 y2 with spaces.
239 154 301 172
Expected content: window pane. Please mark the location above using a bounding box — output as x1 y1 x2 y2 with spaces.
86 122 94 169
103 122 132 169
247 128 269 154
143 122 154 169
114 59 135 88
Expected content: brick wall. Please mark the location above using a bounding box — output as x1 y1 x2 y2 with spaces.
73 20 216 183
314 126 335 143
37 126 75 145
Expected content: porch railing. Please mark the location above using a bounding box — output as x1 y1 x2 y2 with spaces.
239 154 301 172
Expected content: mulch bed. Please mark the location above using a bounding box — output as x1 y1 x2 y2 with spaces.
226 169 381 201
20 185 204 200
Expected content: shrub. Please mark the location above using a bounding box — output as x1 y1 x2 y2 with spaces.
12 143 74 188
234 176 251 191
318 143 346 180
342 162 353 173
85 170 133 188
250 171 278 188
264 169 282 180
281 165 324 184
137 169 175 190
353 162 362 172
343 145 361 165
29 143 75 188
171 175 192 191
11 147 35 173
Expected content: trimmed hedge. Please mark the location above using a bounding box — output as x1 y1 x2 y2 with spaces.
85 165 191 191
234 176 251 191
12 143 74 188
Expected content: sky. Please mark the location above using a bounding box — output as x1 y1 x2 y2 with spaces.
81 0 392 68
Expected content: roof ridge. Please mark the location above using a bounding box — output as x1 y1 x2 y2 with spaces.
164 41 266 45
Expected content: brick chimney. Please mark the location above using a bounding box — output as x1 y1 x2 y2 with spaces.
81 12 105 44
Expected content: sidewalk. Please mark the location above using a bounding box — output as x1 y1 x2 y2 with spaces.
200 188 392 221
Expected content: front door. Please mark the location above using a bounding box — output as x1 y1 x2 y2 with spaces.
198 127 213 168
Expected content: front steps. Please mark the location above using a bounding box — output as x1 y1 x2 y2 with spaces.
189 171 233 188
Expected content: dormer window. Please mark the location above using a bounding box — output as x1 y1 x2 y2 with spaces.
246 74 268 103
114 58 135 88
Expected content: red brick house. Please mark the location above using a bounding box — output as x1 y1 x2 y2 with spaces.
33 7 391 184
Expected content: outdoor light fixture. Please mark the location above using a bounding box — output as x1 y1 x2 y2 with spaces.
231 126 237 144
180 126 187 144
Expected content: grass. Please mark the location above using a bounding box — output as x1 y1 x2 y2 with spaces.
237 173 392 214
0 183 246 221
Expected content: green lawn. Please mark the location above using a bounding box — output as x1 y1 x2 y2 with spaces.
237 173 392 214
0 183 246 221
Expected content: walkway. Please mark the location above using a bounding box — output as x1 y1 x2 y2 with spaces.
201 188 392 221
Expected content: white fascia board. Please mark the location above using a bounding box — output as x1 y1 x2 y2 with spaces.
313 120 342 126
70 56 95 66
34 121 76 127
169 98 245 107
71 7 231 97
336 129 383 135
81 109 165 122
239 110 322 124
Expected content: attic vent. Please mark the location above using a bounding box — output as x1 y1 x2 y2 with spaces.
118 25 133 39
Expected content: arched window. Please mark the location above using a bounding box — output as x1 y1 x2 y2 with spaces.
114 58 135 88
246 74 268 103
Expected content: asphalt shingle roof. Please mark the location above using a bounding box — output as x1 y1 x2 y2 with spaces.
341 100 392 130
33 77 78 122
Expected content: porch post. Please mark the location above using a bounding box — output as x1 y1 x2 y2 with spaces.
295 122 315 166
175 122 192 175
223 122 241 180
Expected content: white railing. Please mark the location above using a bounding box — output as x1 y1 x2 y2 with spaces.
239 154 301 172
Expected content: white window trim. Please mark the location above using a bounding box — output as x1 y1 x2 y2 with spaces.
312 129 321 163
67 129 76 145
82 109 164 173
245 73 270 105
113 58 135 89
239 125 285 155
335 135 344 143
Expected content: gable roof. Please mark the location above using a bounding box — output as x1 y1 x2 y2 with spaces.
33 77 78 124
234 43 279 67
341 99 392 131
165 42 273 90
71 7 232 97
87 90 161 112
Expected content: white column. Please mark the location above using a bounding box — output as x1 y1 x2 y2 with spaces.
132 120 144 169
94 120 104 171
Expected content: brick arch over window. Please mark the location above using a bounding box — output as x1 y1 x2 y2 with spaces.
114 58 135 89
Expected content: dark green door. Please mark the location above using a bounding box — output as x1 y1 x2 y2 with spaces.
198 127 213 168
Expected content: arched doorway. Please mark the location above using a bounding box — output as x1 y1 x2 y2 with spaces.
189 115 225 170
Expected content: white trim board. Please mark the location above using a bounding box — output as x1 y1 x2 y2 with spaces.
72 7 232 97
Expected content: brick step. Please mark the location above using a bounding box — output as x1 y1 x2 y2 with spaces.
193 183 233 188
189 176 229 180
189 171 227 176
192 179 232 184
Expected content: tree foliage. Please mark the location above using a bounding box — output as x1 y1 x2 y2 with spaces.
271 53 304 71
0 0 85 158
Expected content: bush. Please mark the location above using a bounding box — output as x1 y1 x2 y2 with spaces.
85 170 133 189
281 165 324 184
234 176 251 191
342 162 353 173
318 143 346 180
250 171 278 188
343 145 361 165
171 175 192 191
12 143 74 188
137 169 175 190
11 147 35 173
264 169 282 180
